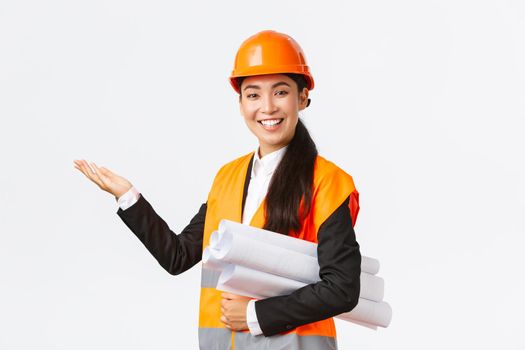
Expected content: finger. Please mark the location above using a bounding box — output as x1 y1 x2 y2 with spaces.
223 292 247 300
82 159 96 174
79 159 95 176
220 316 229 325
221 306 226 315
74 164 85 175
90 162 109 185
73 165 85 176
74 159 88 173
98 166 114 176
83 161 101 183
76 160 95 180
98 166 111 176
75 159 88 174
220 298 228 308
221 293 234 300
236 324 247 331
231 323 243 331
80 160 104 187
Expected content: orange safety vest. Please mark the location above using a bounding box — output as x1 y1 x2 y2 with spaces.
198 152 359 350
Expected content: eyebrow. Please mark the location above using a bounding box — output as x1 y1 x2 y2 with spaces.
243 81 291 91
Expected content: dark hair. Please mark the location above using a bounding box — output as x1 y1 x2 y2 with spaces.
237 73 318 235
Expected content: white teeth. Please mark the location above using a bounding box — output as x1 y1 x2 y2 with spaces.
260 119 283 126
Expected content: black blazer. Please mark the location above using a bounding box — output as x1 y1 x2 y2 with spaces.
117 156 361 336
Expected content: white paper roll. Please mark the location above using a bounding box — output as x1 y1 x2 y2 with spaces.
213 231 384 301
214 231 320 284
337 298 392 328
216 264 392 327
217 263 383 302
360 272 384 302
217 264 305 299
209 230 222 249
219 220 317 256
219 219 381 275
361 256 380 275
202 247 226 271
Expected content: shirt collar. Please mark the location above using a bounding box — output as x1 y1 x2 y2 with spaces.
251 145 288 178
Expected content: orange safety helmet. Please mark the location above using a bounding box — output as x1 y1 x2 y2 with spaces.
229 30 315 93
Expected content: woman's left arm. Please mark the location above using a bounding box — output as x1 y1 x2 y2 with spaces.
253 196 361 336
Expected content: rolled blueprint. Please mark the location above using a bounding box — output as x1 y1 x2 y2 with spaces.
360 272 384 302
213 231 321 284
209 230 222 248
216 263 383 303
361 256 380 276
336 298 392 328
211 230 384 301
202 247 226 271
218 220 317 257
217 264 306 298
216 264 392 328
218 219 380 275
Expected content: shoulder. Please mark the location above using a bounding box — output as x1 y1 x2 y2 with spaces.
211 151 254 182
217 151 254 173
311 155 360 227
313 155 356 191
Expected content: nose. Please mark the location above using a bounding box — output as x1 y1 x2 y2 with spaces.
261 94 278 115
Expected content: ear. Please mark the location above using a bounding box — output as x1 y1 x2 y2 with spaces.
298 88 309 111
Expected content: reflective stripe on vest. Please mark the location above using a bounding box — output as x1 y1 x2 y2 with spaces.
198 152 358 349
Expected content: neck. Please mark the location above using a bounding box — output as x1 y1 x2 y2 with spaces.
258 144 287 158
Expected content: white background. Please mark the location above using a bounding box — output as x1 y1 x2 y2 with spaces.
1 0 524 349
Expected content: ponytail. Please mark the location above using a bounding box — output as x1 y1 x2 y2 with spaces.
263 118 318 235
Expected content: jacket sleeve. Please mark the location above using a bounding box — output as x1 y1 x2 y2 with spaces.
116 194 207 275
254 196 361 336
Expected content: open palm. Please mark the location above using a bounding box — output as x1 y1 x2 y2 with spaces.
73 159 132 199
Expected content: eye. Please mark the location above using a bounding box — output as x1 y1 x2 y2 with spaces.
246 93 259 99
275 90 289 96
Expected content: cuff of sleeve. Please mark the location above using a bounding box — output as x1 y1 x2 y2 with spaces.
246 300 263 336
117 186 140 211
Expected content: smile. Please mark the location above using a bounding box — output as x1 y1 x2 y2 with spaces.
258 118 284 126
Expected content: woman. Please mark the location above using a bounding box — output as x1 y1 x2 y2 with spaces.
74 30 361 350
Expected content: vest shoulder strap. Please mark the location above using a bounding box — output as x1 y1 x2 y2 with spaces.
312 156 360 229
208 151 254 199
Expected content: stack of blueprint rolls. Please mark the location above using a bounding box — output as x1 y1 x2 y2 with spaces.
203 219 392 329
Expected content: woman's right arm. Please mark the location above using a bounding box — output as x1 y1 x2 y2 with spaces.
117 193 207 275
73 159 206 275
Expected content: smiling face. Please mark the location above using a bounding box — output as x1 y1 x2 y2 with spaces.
239 74 309 157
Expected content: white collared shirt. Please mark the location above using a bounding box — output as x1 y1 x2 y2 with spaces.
242 145 288 225
117 145 288 336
